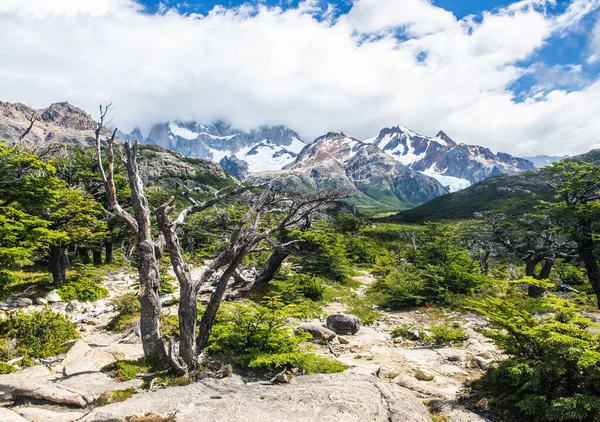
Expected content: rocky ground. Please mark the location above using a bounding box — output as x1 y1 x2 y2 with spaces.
0 269 495 421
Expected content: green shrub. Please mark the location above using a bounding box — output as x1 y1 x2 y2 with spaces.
371 267 426 309
429 324 467 345
58 264 109 302
248 352 347 373
467 297 600 422
390 324 412 338
106 293 141 332
0 309 80 362
208 297 345 374
286 274 326 301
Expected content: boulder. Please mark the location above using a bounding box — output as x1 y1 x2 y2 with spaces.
415 369 435 381
296 322 337 341
326 314 361 335
12 380 88 407
36 297 49 305
46 290 62 303
17 298 32 307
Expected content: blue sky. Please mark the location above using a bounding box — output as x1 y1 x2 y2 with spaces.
1 0 600 155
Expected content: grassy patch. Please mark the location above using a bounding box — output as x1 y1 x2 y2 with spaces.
106 293 141 332
95 388 136 406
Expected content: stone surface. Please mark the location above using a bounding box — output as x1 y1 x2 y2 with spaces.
338 336 350 344
14 407 85 422
63 358 102 376
414 369 435 381
17 298 32 307
0 407 29 422
12 380 88 407
36 297 49 305
82 374 431 422
296 322 337 341
46 290 62 303
326 314 361 335
57 372 143 404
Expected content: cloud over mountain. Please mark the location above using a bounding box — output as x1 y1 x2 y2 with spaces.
1 0 600 156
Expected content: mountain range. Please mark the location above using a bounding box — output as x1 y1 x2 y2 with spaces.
0 100 547 210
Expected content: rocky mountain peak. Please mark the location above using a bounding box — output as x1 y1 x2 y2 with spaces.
40 102 97 131
434 130 456 147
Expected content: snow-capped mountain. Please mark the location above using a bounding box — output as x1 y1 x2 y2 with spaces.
366 127 536 192
250 132 448 210
123 121 306 173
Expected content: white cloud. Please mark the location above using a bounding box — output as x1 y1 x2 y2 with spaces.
0 0 600 156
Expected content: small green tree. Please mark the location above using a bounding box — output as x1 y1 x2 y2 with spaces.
469 297 600 422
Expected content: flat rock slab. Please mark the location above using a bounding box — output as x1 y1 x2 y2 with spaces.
82 373 431 422
63 358 102 376
14 406 86 422
0 407 29 422
58 372 143 404
12 379 88 407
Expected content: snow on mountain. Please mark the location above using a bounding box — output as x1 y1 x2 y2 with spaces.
249 132 449 210
130 121 305 174
368 126 535 186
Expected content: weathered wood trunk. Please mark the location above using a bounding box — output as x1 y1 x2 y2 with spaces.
49 245 68 284
136 239 168 363
197 251 246 351
255 249 289 284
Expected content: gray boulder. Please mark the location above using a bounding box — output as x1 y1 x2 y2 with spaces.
17 298 32 307
296 322 337 341
46 290 62 303
326 314 361 335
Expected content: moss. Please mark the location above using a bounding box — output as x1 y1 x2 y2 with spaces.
103 357 164 382
95 388 136 406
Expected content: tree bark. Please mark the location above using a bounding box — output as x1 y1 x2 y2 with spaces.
105 241 114 264
196 250 246 351
49 245 68 284
255 249 290 284
79 247 90 264
93 249 103 265
577 220 600 308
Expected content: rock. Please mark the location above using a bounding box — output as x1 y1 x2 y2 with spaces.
66 300 80 313
296 322 337 341
437 348 465 362
81 373 432 422
475 398 490 411
376 365 397 378
12 380 88 407
337 336 350 344
473 356 489 370
476 351 493 360
63 358 101 376
17 297 32 307
14 407 85 422
276 374 291 383
58 372 143 404
326 314 361 335
414 369 435 381
36 297 49 305
0 408 29 422
46 290 62 303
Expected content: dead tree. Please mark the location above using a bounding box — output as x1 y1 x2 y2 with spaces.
157 187 345 371
95 104 168 364
18 111 38 142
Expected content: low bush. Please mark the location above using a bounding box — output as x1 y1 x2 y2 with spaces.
0 309 80 367
58 264 109 302
106 292 141 332
208 297 346 373
429 324 467 345
466 297 600 422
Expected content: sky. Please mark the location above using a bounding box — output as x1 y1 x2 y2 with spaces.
1 0 600 156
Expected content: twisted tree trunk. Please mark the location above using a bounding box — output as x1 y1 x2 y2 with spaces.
49 245 68 284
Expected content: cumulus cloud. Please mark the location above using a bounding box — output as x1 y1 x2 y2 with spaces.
1 0 600 156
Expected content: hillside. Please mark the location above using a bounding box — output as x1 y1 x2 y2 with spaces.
391 149 600 223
